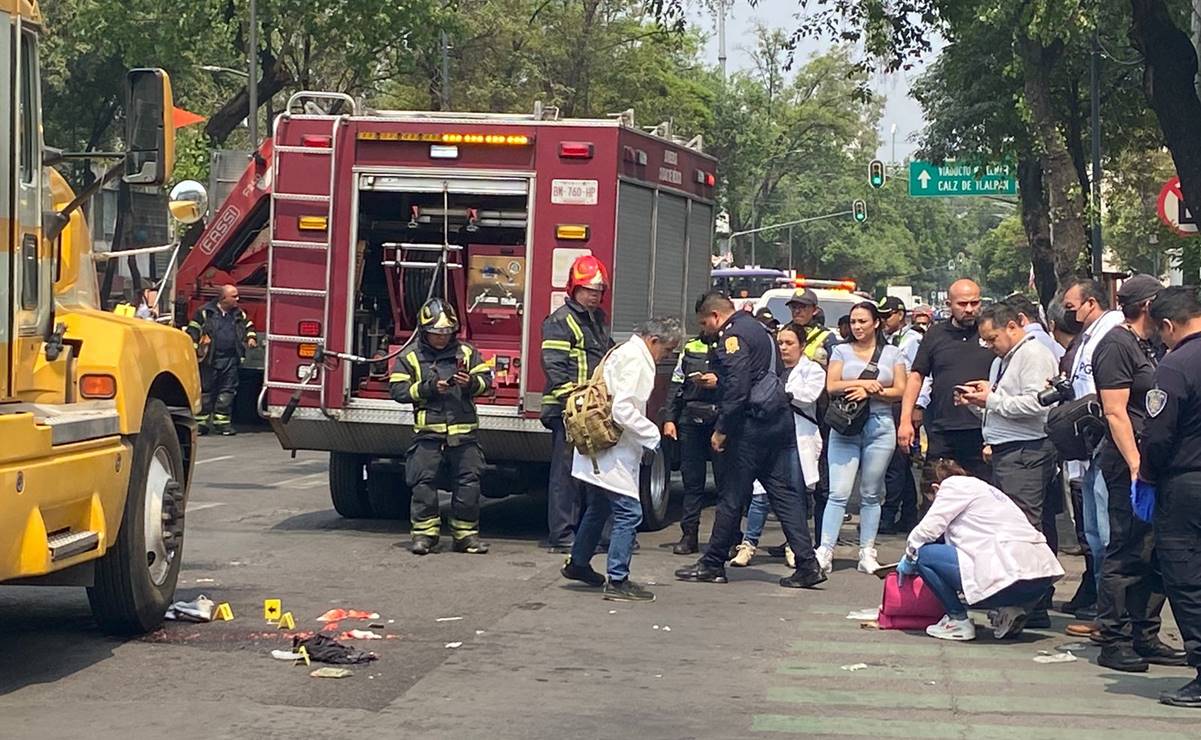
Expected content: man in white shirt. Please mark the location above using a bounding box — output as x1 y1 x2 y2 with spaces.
1002 293 1065 364
560 317 683 602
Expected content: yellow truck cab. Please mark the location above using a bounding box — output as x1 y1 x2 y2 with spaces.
1 0 201 633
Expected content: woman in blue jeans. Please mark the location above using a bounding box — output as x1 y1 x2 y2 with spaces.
899 460 1065 641
819 302 907 575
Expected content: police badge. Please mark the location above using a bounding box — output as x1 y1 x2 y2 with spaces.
1146 388 1168 418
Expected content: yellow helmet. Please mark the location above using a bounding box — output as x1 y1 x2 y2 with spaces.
418 298 459 335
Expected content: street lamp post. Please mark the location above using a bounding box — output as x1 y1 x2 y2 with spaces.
890 123 897 164
725 209 856 265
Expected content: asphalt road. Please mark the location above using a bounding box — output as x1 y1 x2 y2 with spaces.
2 431 1198 739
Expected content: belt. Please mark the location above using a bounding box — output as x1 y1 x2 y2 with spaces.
990 437 1050 454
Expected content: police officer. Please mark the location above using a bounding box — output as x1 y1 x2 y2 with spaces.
1138 286 1201 707
390 298 493 555
785 287 838 366
664 331 723 555
186 284 257 435
539 255 615 553
675 291 826 589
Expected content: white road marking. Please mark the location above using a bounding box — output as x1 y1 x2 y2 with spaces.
195 455 235 466
187 502 227 512
274 472 327 488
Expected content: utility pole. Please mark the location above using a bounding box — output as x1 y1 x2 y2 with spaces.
1089 33 1103 279
787 224 794 272
717 0 727 78
890 123 897 164
248 0 258 150
1193 0 1201 101
440 31 451 110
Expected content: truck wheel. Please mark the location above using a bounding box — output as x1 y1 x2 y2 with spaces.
366 467 411 520
638 446 670 531
88 399 187 634
329 452 373 518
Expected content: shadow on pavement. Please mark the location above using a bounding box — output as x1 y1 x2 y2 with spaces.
1101 671 1194 701
0 587 126 697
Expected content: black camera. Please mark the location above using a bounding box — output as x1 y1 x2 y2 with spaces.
1038 374 1075 407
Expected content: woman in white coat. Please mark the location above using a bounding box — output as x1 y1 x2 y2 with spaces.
898 460 1065 641
561 317 683 603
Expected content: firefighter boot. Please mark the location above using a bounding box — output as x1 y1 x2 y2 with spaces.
410 535 438 556
452 534 490 555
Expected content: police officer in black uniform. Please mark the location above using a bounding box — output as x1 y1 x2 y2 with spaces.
1138 287 1201 707
675 292 826 589
390 298 494 556
186 284 257 435
664 332 724 555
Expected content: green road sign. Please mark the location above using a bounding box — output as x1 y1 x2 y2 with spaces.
908 161 1017 197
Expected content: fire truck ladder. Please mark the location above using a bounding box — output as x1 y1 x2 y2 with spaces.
265 92 357 416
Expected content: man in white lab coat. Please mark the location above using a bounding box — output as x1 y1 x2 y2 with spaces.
561 317 683 602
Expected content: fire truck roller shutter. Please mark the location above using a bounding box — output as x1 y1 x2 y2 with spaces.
651 193 687 320
685 201 714 331
611 182 655 341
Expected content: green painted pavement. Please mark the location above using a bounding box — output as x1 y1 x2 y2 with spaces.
777 662 1083 684
751 714 1195 739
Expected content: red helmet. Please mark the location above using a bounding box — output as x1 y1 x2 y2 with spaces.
566 255 609 293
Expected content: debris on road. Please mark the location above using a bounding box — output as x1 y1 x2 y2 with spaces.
271 649 306 661
475 630 485 636
846 608 880 621
1033 651 1078 664
841 663 869 672
293 634 378 664
165 595 215 622
436 616 464 622
317 608 380 622
310 667 353 679
339 629 384 640
445 642 463 649
662 626 671 632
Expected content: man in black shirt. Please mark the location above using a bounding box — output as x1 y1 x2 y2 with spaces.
1091 275 1182 672
1140 287 1201 706
899 279 995 493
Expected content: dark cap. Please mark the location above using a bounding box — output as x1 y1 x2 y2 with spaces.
1117 274 1163 305
754 307 776 322
877 296 906 314
786 288 819 307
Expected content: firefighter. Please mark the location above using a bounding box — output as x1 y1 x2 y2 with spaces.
186 284 257 435
389 298 494 556
539 254 615 553
664 331 723 555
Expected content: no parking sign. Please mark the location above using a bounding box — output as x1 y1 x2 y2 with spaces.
1158 176 1199 236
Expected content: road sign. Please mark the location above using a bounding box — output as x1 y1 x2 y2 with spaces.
1157 176 1198 236
852 199 867 223
868 160 885 189
908 161 1017 197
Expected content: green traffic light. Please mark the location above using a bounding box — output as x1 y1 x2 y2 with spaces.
868 160 885 189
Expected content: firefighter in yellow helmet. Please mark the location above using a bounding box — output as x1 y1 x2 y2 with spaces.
389 298 494 555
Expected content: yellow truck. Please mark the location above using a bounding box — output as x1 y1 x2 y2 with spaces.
1 0 201 633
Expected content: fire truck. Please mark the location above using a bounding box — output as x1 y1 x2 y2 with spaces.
186 94 717 528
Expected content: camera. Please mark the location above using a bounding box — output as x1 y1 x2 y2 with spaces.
1038 374 1075 407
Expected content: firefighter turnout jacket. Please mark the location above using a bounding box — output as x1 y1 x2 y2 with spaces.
539 298 614 420
390 337 493 444
186 300 257 362
667 335 721 426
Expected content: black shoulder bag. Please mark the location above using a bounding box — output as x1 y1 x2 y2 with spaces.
824 343 885 436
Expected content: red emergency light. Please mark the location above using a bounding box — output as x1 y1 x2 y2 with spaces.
301 134 332 148
559 141 594 159
795 276 857 292
298 320 322 337
695 170 716 187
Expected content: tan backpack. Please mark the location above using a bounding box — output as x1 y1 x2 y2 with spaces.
563 348 621 473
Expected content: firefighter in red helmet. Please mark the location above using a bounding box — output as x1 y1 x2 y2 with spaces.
540 254 615 552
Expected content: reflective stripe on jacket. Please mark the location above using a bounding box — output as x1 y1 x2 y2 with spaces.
539 298 613 418
389 337 493 443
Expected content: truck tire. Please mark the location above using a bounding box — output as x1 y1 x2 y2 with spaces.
88 399 187 635
329 452 373 518
366 467 411 520
638 446 670 531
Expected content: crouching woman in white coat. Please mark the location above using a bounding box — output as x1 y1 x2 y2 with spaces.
898 460 1064 641
561 317 683 603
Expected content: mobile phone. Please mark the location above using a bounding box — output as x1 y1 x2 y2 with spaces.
954 384 974 395
687 371 703 379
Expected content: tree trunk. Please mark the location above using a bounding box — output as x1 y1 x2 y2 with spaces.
1130 0 1201 276
204 54 293 145
1018 34 1089 286
1018 156 1058 307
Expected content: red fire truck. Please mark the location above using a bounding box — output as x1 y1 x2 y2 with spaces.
185 93 718 529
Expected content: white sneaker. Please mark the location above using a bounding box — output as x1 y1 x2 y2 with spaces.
857 546 882 574
926 614 977 641
990 606 1029 639
814 546 834 575
784 545 796 569
729 542 756 567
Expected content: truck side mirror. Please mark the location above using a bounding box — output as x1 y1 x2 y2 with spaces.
124 68 175 186
169 180 208 225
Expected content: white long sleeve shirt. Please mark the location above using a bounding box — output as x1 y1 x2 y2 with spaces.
786 356 826 489
971 335 1059 445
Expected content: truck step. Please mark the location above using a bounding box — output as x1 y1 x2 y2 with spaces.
48 530 100 561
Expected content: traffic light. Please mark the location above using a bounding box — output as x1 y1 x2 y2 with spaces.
852 199 868 223
868 159 886 189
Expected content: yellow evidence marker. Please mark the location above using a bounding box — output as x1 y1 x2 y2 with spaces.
277 612 296 630
264 598 282 623
213 602 235 621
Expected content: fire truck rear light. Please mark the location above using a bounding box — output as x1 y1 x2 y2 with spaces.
555 224 590 241
357 131 379 141
429 144 459 159
298 216 328 231
80 374 116 399
695 170 716 187
358 131 531 146
298 320 322 337
298 343 319 359
559 142 594 159
301 135 332 147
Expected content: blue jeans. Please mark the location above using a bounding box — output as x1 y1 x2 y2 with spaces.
570 484 643 582
1080 455 1110 590
822 412 896 550
915 543 1056 620
744 491 770 546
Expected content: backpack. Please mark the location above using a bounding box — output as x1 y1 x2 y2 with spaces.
1045 394 1107 461
563 349 621 473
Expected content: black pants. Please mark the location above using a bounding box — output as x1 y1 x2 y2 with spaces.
200 356 239 429
678 422 723 535
881 447 918 528
990 438 1057 529
702 433 818 575
812 425 830 538
406 438 484 539
546 417 581 547
1155 471 1201 669
1096 443 1166 646
923 428 990 504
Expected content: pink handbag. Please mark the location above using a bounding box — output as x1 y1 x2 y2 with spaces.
877 571 945 630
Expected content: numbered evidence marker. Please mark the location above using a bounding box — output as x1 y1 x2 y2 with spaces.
213 602 235 621
264 598 282 623
277 612 296 631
